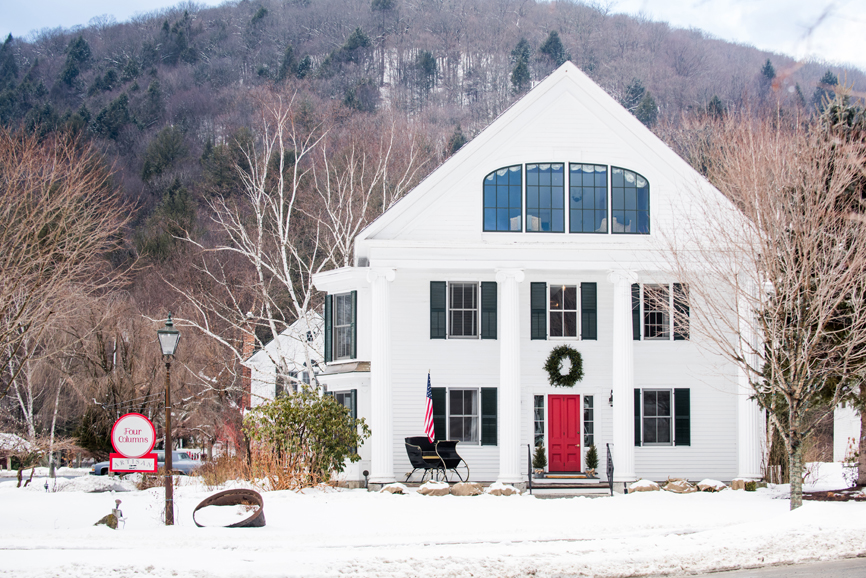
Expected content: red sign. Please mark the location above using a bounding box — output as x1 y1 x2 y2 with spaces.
110 453 158 473
111 413 156 458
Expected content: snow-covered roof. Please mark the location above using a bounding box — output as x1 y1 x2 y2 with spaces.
245 312 324 372
0 433 32 454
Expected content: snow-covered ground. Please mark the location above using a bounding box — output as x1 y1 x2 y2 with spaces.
1 464 864 578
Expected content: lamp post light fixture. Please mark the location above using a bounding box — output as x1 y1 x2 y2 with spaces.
157 313 180 526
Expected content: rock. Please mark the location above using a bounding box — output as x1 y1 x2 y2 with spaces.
418 481 450 496
94 513 118 529
663 479 697 493
629 479 660 492
379 483 406 494
485 482 520 496
730 478 746 490
697 479 727 492
450 482 483 496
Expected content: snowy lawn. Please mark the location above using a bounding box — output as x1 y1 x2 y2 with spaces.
1 465 864 578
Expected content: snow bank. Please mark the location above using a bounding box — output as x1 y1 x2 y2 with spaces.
1 468 865 578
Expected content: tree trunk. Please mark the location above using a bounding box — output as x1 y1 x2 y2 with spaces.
859 385 866 486
47 383 62 478
789 441 804 510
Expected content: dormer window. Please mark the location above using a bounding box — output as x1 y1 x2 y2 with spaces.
483 165 522 232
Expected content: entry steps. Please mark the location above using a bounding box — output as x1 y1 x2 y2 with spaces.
529 473 612 498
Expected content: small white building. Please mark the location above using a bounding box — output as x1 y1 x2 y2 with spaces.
310 62 765 487
246 313 324 404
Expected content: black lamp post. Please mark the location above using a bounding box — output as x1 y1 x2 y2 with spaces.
157 313 180 526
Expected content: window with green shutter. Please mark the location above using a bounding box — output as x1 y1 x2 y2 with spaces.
580 282 597 340
634 388 641 446
673 283 689 341
481 388 497 446
432 387 446 441
674 388 691 446
531 282 547 340
324 295 333 362
430 282 447 339
480 282 497 339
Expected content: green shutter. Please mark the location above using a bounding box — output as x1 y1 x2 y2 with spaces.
432 387 446 441
634 388 641 446
580 282 597 340
324 295 333 363
350 290 358 358
531 282 547 340
673 283 689 341
430 282 446 339
481 282 497 339
350 389 357 419
631 284 641 340
481 388 498 446
675 388 691 446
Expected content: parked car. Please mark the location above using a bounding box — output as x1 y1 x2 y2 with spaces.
89 451 200 475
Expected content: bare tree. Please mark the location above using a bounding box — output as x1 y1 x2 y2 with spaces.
309 112 433 269
0 129 131 402
662 112 866 509
174 87 331 397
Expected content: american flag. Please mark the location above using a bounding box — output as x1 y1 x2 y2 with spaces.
424 372 435 442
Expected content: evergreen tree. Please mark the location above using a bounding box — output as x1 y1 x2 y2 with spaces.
92 93 133 140
707 95 725 119
540 31 568 66
446 124 466 156
635 92 658 127
510 38 531 65
59 35 91 86
622 78 645 111
0 34 18 92
761 58 776 81
511 58 530 94
812 70 839 112
135 178 196 261
140 80 164 127
141 126 188 181
415 50 436 98
794 83 807 109
276 45 297 81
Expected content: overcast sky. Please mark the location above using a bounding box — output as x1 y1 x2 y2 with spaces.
3 0 865 71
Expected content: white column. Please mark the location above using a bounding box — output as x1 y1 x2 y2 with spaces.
367 267 396 484
495 268 525 484
736 281 765 479
608 270 638 482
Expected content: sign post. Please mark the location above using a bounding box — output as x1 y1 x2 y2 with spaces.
109 413 157 473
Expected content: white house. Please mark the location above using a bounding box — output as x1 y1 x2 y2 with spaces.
246 313 324 404
310 62 765 488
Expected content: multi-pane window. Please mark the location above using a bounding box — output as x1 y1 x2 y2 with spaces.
643 284 671 340
642 390 672 444
334 293 354 359
549 285 578 337
483 165 523 232
583 395 594 447
335 390 357 419
449 389 479 443
569 164 608 233
611 167 650 234
449 283 478 337
534 395 545 447
526 163 565 232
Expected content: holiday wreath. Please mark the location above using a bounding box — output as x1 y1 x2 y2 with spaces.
543 345 584 387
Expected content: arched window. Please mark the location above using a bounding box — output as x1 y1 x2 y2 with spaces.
526 163 564 233
611 167 650 234
569 164 608 233
483 165 522 232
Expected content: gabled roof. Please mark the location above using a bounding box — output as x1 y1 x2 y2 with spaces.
354 61 724 255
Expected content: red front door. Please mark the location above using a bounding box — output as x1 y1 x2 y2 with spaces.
548 395 581 472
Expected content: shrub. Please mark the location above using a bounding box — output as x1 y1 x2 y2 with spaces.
585 445 599 470
195 454 250 490
532 444 547 470
243 387 370 490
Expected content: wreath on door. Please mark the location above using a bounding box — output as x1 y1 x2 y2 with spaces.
543 345 584 388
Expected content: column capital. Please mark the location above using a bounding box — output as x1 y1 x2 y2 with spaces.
366 267 396 284
495 268 525 283
607 269 639 286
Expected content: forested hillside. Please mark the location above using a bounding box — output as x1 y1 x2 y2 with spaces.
1 0 863 459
